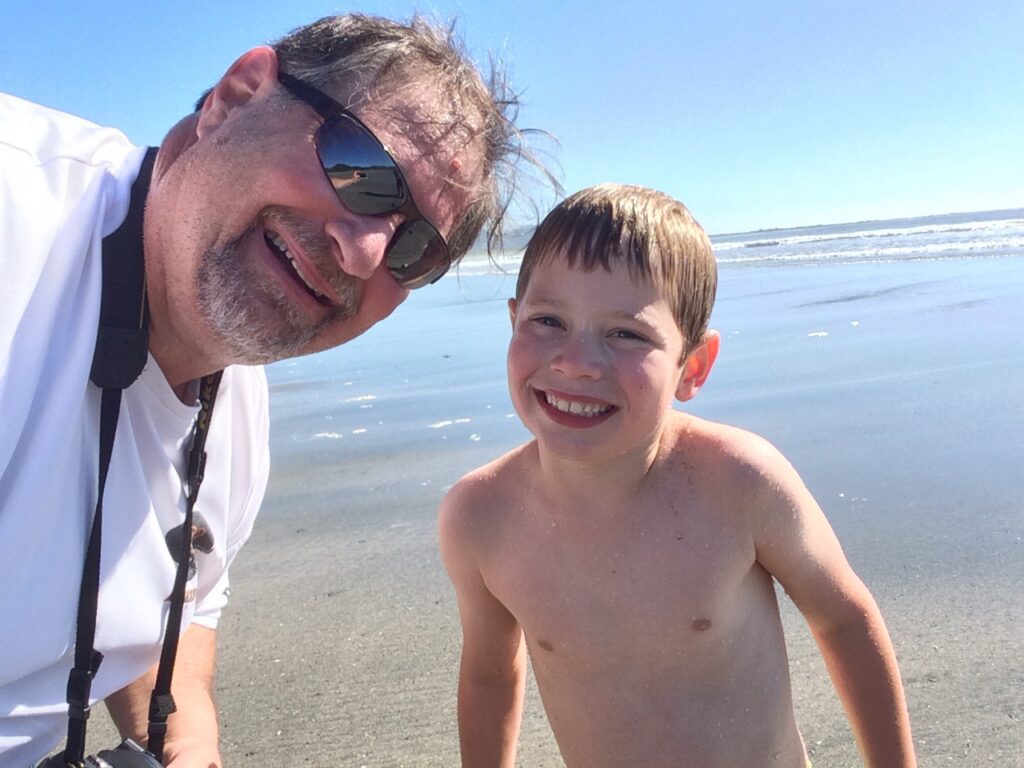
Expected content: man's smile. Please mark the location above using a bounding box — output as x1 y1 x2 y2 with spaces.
262 225 337 308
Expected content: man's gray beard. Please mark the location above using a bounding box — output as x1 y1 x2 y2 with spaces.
195 235 354 365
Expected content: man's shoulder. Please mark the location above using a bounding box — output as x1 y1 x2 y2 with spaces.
0 93 144 259
0 92 137 176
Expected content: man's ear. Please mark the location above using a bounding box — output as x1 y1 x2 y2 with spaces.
676 330 720 403
508 298 518 329
196 46 279 139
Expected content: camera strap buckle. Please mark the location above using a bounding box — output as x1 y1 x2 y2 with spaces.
65 653 103 722
147 691 177 736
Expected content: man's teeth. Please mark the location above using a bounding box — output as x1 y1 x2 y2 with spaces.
268 233 324 298
544 392 612 417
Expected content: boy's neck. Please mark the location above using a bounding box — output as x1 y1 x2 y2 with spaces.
533 434 666 511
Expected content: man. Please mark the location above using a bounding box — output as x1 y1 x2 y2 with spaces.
0 14 525 767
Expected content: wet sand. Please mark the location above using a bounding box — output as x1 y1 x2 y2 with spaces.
94 256 1024 765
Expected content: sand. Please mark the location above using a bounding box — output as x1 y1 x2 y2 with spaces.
91 255 1023 765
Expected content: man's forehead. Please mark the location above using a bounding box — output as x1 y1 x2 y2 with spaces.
354 93 484 235
358 78 481 146
359 93 482 174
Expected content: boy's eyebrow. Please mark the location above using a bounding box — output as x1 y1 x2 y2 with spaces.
524 296 665 329
517 295 569 312
607 309 657 323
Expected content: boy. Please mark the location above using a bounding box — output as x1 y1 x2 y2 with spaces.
438 185 916 767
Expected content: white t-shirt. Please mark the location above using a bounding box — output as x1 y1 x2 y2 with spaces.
0 94 271 766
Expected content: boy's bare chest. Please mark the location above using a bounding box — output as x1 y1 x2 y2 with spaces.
487 496 761 663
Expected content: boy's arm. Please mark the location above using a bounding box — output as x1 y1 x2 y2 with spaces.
747 438 916 768
439 486 527 768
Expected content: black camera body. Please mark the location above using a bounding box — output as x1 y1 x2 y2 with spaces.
40 739 163 768
87 739 163 768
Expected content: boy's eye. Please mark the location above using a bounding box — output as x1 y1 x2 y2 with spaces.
610 329 648 342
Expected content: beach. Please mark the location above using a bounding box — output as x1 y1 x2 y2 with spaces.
90 225 1024 764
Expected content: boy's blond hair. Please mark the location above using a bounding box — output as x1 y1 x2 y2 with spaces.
515 184 717 350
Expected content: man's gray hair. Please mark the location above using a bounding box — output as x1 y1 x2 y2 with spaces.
268 13 543 262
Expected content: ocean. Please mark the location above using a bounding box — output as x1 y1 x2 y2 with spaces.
449 207 1024 275
710 208 1024 267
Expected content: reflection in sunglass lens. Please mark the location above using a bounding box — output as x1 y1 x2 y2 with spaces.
316 115 406 215
387 220 451 289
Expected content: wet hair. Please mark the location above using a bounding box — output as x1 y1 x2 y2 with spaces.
515 184 718 350
197 13 543 263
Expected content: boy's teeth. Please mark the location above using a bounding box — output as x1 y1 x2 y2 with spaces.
544 392 611 417
268 233 324 298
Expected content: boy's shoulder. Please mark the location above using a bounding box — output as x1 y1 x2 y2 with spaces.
441 440 539 513
664 412 800 495
438 441 539 554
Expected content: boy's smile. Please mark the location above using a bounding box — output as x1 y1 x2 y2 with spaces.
535 388 618 426
507 257 692 463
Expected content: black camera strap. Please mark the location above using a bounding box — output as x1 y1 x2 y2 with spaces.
146 369 222 760
63 146 157 767
62 146 223 766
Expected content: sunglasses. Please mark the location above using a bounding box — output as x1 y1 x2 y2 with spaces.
277 70 452 289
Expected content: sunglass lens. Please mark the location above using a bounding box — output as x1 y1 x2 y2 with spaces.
387 220 451 289
311 108 451 289
316 115 406 215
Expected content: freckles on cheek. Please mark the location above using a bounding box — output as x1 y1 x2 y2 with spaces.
621 359 653 385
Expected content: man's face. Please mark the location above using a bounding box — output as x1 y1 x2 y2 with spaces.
151 53 477 369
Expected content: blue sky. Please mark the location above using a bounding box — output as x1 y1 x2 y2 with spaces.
5 1 1021 234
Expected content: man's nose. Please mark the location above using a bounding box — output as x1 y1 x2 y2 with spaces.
324 215 396 281
551 334 604 379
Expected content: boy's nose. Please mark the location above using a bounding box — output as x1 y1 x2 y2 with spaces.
324 215 396 281
551 335 604 380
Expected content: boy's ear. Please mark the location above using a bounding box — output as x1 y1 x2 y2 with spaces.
676 330 720 403
508 298 518 329
196 46 279 139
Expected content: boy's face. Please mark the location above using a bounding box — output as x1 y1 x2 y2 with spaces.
508 256 717 463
